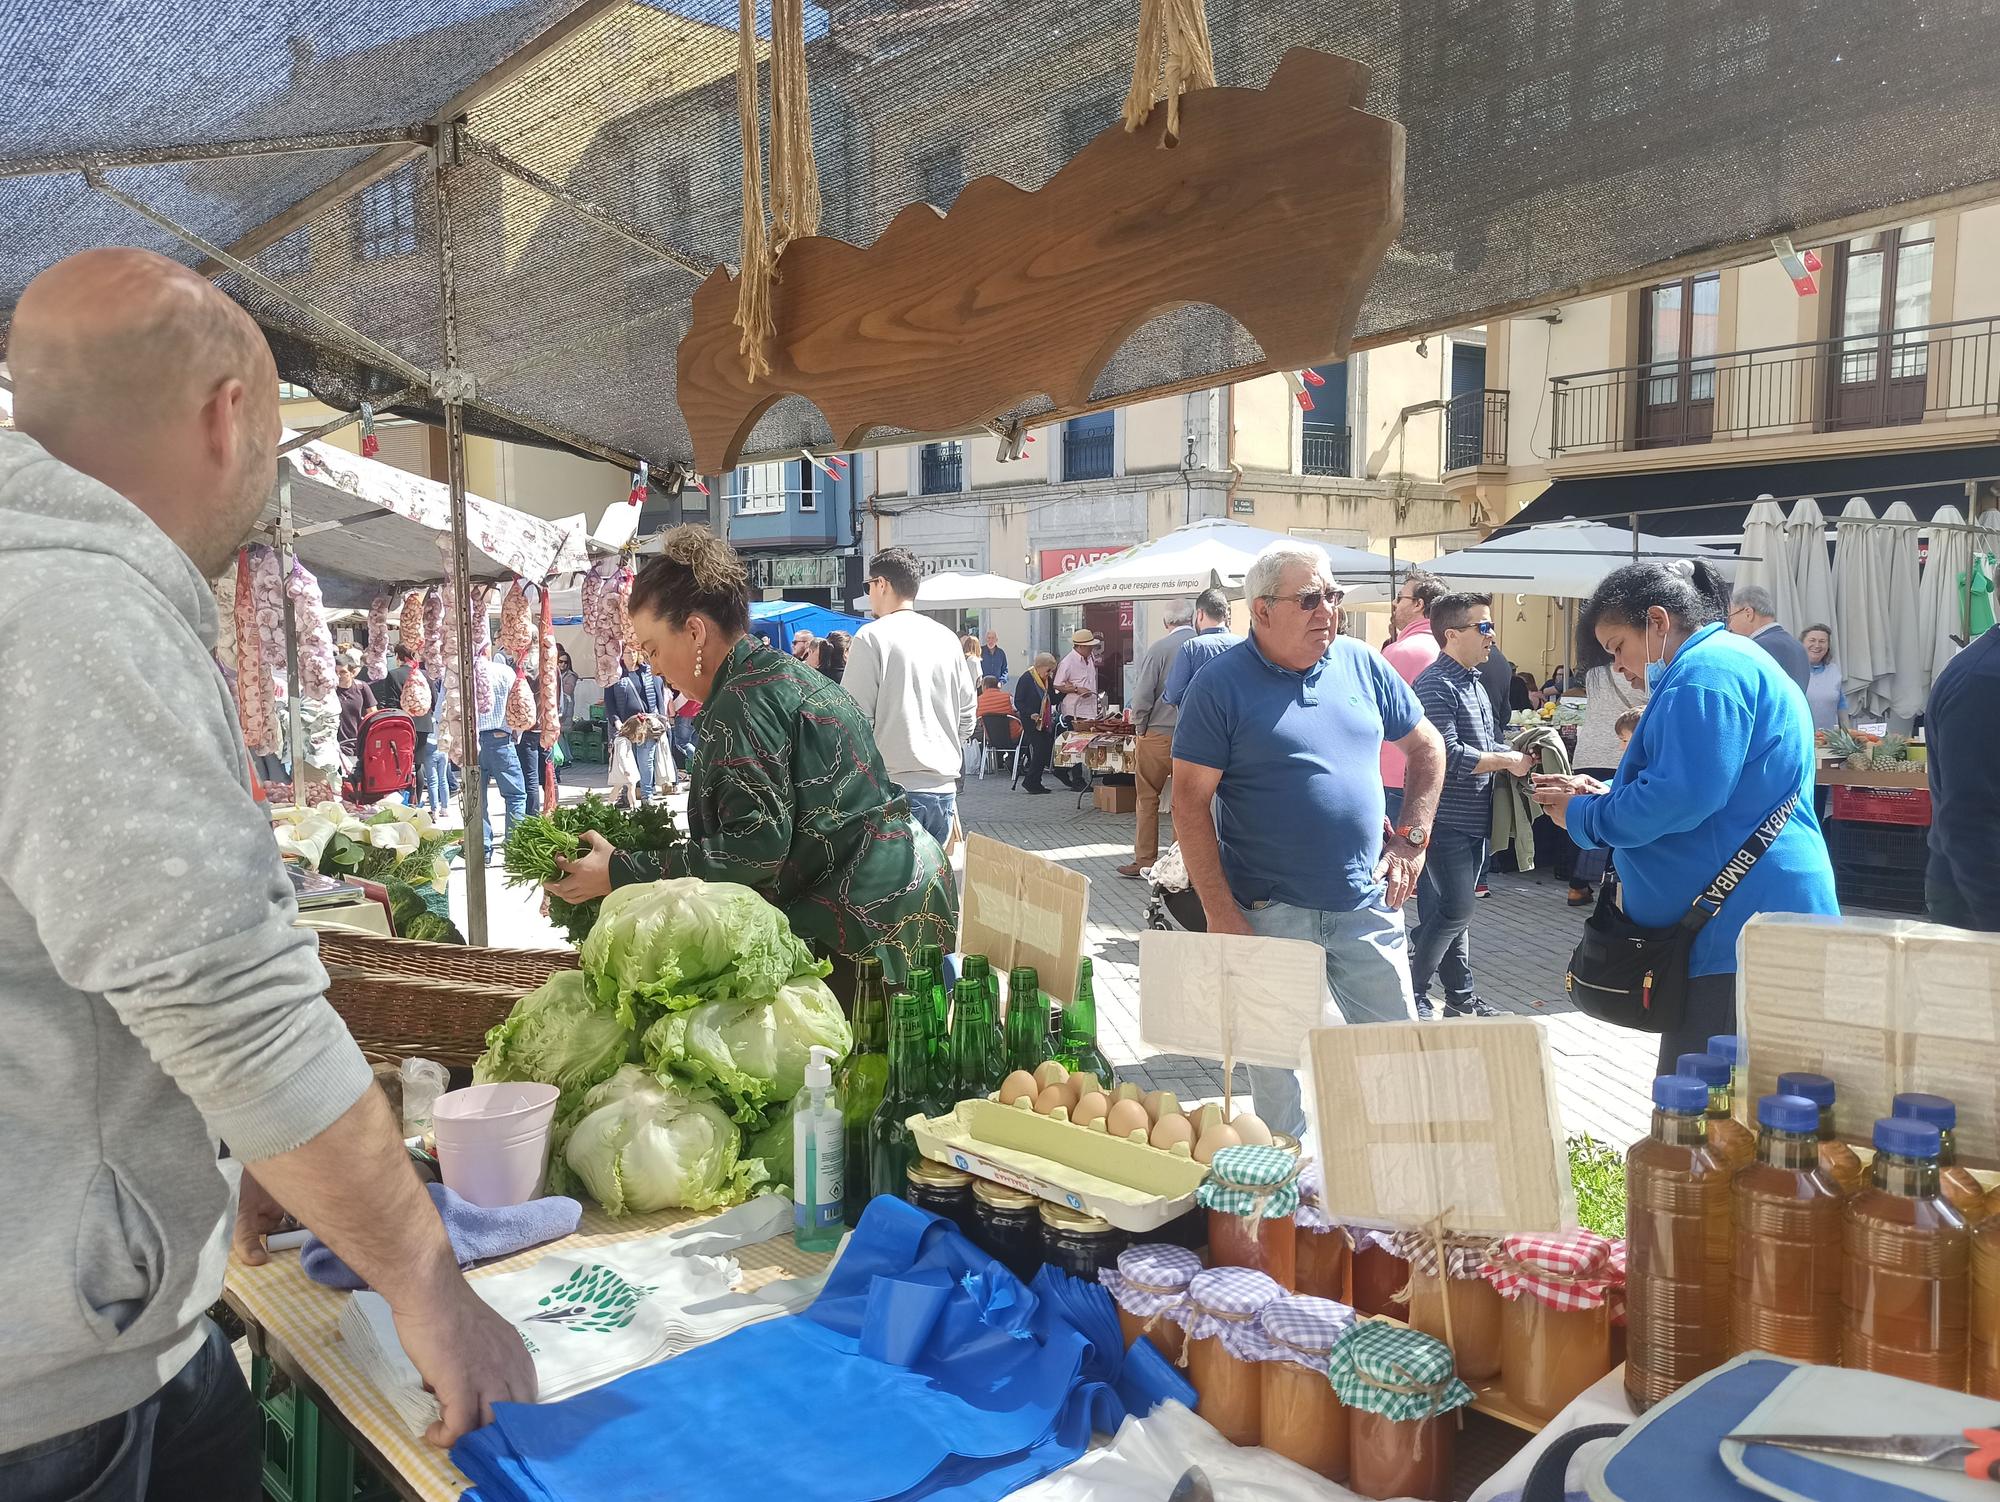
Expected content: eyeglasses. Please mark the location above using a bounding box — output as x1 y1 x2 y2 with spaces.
1264 586 1344 612
1476 620 1496 637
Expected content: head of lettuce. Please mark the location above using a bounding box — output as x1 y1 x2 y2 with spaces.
563 1066 767 1215
642 973 852 1122
581 878 825 1022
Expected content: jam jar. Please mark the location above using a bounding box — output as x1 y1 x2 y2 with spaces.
1393 1230 1504 1381
1101 1243 1201 1365
1255 1294 1356 1481
905 1159 975 1238
1486 1229 1620 1422
1198 1144 1302 1289
1295 1200 1351 1304
1177 1266 1284 1446
1038 1201 1126 1280
970 1179 1042 1282
1350 1231 1411 1320
1328 1321 1475 1501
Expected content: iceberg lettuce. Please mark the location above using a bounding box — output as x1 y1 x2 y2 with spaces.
640 973 852 1122
579 878 826 1022
562 1066 766 1215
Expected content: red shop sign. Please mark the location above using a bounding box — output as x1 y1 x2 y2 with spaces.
1038 545 1124 578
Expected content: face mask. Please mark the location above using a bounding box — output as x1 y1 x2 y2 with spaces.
1642 617 1667 690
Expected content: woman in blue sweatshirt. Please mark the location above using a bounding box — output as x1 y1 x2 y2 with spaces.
1533 560 1837 1068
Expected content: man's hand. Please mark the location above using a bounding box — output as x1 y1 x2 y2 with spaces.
547 829 615 903
1376 821 1427 908
389 1267 538 1448
1202 899 1253 937
1505 749 1537 778
231 1167 290 1267
1532 785 1575 828
1533 771 1608 797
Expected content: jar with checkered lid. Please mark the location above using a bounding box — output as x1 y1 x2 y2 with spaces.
1198 1145 1301 1289
1483 1228 1620 1421
1175 1266 1282 1446
1255 1294 1356 1482
1329 1321 1474 1502
1349 1228 1410 1320
1391 1228 1504 1381
1294 1164 1351 1303
1100 1243 1200 1364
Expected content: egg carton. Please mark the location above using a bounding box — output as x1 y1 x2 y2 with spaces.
995 1068 1281 1162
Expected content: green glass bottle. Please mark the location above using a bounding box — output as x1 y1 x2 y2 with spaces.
867 990 945 1208
946 977 1007 1100
1003 965 1050 1074
1057 957 1113 1082
836 956 890 1224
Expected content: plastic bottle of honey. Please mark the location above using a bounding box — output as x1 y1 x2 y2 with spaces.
1775 1071 1865 1197
1730 1093 1842 1364
1974 1217 2000 1400
1677 1052 1754 1173
1706 1033 1751 1128
1625 1073 1732 1412
1841 1116 1970 1388
1893 1093 1990 1225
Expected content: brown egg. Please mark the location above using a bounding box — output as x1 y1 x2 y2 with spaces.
1035 1084 1074 1118
1143 1090 1180 1125
998 1070 1039 1108
1072 1091 1111 1128
1112 1082 1146 1107
1149 1113 1195 1152
1193 1121 1243 1164
1186 1103 1224 1138
1229 1111 1274 1146
1105 1098 1151 1141
1068 1070 1103 1100
1033 1059 1071 1090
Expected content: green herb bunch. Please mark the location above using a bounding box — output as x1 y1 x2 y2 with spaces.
502 795 684 946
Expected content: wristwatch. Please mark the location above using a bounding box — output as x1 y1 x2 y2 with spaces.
1395 824 1430 851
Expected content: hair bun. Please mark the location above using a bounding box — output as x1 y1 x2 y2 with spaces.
1667 558 1695 580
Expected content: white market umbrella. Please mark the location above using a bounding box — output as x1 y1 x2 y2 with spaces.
1346 520 1736 604
915 570 1028 608
1833 497 1895 715
1783 498 1834 635
1874 501 1928 725
1021 518 1391 607
1735 497 1800 629
1917 507 2000 683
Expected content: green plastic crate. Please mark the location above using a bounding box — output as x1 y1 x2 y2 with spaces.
253 1357 398 1502
567 724 608 764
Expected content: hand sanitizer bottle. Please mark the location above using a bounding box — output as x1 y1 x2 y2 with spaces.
793 1044 846 1251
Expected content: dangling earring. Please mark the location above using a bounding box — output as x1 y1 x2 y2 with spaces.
694 642 704 681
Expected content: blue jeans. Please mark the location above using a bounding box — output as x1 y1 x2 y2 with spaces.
476 727 527 859
670 716 697 764
423 744 451 811
904 790 957 846
1408 826 1488 1010
517 731 546 816
0 1318 258 1502
634 739 658 800
1239 900 1415 1140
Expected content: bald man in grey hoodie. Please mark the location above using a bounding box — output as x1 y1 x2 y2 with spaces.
0 249 532 1501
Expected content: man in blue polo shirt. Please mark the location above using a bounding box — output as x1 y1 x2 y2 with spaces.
1172 541 1447 1139
1408 593 1535 1020
1162 587 1241 707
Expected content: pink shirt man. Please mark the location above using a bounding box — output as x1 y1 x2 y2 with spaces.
1379 613 1441 792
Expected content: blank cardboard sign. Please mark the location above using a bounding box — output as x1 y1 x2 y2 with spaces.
1308 1018 1575 1235
960 833 1091 1006
1739 913 2000 1169
1138 929 1339 1069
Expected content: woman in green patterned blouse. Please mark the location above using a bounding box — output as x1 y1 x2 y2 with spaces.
546 527 957 999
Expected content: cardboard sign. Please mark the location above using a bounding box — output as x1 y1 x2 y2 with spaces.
1138 929 1340 1070
959 833 1090 1006
1739 913 2000 1169
1308 1018 1575 1235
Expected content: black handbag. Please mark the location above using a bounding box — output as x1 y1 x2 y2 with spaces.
1564 793 1799 1033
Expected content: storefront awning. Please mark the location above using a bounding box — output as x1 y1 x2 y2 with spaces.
1503 444 2000 541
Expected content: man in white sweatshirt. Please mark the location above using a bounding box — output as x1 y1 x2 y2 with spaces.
844 545 977 846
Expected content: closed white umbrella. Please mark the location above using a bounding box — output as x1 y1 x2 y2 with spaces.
1344 519 1735 603
1833 497 1894 715
1784 497 1833 635
1021 518 1391 607
1874 501 1928 728
1736 497 1799 627
1914 504 1971 685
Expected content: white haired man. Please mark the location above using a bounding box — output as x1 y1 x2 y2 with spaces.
1118 598 1197 879
1727 583 1810 692
1171 540 1447 1139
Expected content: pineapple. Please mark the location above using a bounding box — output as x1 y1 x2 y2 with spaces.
1872 753 1904 771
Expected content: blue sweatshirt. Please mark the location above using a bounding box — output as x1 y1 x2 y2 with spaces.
1569 623 1837 976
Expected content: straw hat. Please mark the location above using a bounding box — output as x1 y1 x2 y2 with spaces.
1070 628 1100 647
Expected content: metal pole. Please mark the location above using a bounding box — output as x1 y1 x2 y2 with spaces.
459 136 713 277
276 477 307 809
436 123 488 946
1630 511 1640 562
277 385 422 455
0 126 430 178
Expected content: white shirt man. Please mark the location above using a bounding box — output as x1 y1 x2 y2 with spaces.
1054 630 1101 719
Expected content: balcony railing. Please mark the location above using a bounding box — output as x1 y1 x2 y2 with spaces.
1301 422 1352 476
1549 315 2000 456
1062 423 1115 481
1445 388 1509 470
919 442 963 494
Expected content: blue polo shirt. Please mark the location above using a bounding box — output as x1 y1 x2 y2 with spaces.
1173 633 1422 912
1162 627 1243 705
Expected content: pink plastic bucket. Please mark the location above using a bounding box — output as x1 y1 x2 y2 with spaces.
432 1082 560 1208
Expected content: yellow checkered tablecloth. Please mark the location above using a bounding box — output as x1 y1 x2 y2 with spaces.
225 1201 832 1502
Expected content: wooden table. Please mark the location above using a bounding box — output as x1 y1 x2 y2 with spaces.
225 1203 830 1502
1814 764 1928 788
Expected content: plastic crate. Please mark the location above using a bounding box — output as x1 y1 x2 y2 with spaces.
1831 819 1929 874
1830 784 1932 826
254 1357 398 1502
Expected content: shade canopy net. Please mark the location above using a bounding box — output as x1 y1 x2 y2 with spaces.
6 0 2000 472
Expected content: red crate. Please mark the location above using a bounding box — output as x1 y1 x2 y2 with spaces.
1831 784 1932 826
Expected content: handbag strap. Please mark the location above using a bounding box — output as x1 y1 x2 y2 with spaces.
1678 791 1801 934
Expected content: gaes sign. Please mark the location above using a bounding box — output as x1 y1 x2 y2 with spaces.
1038 546 1125 579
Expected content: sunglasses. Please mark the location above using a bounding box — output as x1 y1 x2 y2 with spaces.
1476 620 1496 636
1265 586 1344 612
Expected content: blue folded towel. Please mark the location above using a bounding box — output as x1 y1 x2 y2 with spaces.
300 1182 581 1290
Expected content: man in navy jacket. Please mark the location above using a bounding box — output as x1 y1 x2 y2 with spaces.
1925 623 2000 930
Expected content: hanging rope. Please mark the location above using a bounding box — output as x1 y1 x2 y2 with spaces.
1121 0 1216 146
734 0 821 381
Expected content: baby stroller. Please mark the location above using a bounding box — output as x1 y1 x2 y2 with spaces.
344 708 416 804
1143 842 1208 933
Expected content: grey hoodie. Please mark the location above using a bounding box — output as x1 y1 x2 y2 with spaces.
0 431 373 1451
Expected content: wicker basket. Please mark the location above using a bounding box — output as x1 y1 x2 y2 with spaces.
317 932 581 1069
